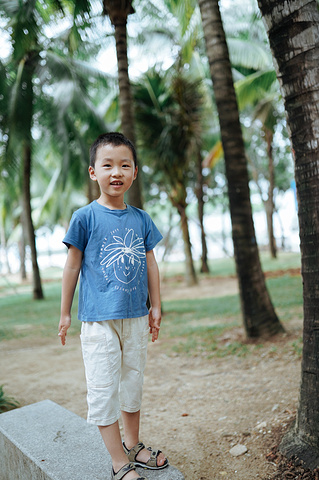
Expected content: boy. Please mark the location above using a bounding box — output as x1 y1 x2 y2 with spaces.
58 132 168 480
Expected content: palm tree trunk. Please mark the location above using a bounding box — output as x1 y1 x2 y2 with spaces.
19 210 27 280
198 0 283 337
196 149 210 273
265 201 276 258
17 57 44 299
22 142 44 300
170 185 197 286
265 129 277 258
176 202 198 286
257 0 319 467
0 217 11 275
103 1 143 209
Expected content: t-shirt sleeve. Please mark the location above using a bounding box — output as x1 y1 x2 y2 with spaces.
63 212 88 252
144 214 163 252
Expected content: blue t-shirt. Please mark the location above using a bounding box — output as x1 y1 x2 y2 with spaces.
63 201 163 322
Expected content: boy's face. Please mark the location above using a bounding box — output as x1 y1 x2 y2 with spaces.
89 144 137 201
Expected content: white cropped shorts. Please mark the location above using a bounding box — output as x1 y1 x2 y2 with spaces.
80 315 149 426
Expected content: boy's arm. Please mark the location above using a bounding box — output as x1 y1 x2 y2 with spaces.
146 249 161 342
58 245 82 345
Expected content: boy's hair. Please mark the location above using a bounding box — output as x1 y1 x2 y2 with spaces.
89 132 137 168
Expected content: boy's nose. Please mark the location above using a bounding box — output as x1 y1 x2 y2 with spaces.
112 168 123 177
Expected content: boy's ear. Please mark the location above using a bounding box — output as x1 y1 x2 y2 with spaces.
133 166 138 180
88 166 96 181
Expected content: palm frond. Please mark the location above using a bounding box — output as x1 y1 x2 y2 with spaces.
252 92 279 131
228 38 272 70
35 0 65 23
164 0 197 37
32 166 61 224
235 69 278 109
135 67 204 182
0 0 21 16
41 50 112 86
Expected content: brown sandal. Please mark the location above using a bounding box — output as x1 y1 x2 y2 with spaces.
111 462 147 480
123 442 169 470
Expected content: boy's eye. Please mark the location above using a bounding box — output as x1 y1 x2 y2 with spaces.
122 164 131 168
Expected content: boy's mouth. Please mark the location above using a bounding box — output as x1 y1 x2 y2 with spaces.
110 181 123 185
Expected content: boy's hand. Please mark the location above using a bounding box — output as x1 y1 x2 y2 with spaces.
58 315 71 346
149 307 161 342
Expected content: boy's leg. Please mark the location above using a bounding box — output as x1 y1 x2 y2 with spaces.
98 421 141 480
81 321 141 479
120 317 166 467
122 410 140 447
121 411 166 467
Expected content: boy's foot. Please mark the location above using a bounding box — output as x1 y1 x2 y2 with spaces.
123 442 168 469
111 462 147 480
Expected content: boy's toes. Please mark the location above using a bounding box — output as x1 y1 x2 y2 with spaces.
157 452 166 466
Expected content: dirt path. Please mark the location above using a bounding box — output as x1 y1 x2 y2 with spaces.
1 276 302 479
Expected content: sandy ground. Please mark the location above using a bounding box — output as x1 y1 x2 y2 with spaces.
1 275 302 479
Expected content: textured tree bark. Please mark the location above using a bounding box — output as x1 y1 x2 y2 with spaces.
19 59 44 300
103 0 143 209
170 183 198 286
198 0 283 337
265 129 277 258
257 0 319 467
196 149 210 273
19 210 27 280
0 216 12 275
22 142 44 300
179 204 198 287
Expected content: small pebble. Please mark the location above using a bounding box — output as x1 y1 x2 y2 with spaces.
229 444 248 457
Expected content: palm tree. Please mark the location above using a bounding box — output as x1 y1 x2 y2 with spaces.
35 54 112 210
135 68 205 286
0 0 111 297
133 0 211 273
198 0 284 337
212 0 285 259
1 0 45 299
102 0 143 209
251 95 279 258
236 76 289 258
0 1 77 298
257 0 319 466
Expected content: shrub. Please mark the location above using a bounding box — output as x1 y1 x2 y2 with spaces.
0 385 20 413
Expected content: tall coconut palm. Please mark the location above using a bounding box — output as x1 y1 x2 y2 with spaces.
251 94 279 258
257 0 319 466
0 0 110 298
2 1 60 298
198 0 284 337
135 68 205 286
236 74 289 258
2 0 46 299
216 0 286 258
102 0 143 209
138 0 212 272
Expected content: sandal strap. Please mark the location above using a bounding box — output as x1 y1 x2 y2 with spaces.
112 463 138 480
124 441 146 461
146 448 162 467
123 441 167 469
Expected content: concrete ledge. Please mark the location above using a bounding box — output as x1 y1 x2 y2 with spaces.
0 400 184 480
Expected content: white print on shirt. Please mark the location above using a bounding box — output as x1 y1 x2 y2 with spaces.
100 228 146 284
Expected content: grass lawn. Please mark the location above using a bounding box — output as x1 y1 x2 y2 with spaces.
0 283 80 341
160 250 301 278
162 274 303 356
0 252 303 357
